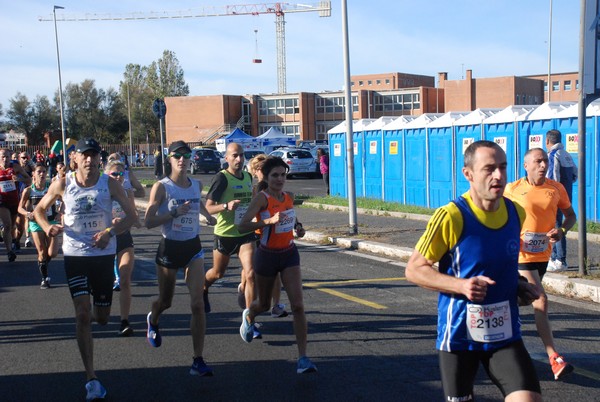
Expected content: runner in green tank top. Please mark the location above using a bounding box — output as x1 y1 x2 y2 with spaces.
204 143 260 338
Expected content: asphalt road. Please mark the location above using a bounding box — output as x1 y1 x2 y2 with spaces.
1 218 600 401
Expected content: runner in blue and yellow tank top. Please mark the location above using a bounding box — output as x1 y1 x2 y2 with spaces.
406 141 542 402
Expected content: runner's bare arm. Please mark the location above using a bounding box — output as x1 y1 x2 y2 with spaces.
33 178 65 237
144 181 170 229
128 170 146 198
17 187 32 218
237 192 274 233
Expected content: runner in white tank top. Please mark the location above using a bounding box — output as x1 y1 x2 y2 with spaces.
144 140 217 377
33 138 137 400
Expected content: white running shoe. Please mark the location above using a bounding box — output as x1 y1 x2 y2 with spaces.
547 260 567 273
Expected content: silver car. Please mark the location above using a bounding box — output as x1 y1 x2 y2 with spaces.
269 147 316 178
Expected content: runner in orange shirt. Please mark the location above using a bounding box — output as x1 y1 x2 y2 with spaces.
504 147 576 381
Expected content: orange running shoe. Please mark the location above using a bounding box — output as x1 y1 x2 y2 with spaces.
550 353 574 380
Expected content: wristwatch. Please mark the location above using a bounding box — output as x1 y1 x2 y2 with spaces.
223 203 228 211
170 208 178 218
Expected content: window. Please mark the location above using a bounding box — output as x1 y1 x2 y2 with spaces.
552 81 559 91
359 81 364 86
576 80 580 90
564 80 572 91
367 80 372 85
257 97 298 116
350 81 354 86
385 79 390 84
376 80 381 85
543 81 548 92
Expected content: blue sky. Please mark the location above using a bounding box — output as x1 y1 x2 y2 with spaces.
1 1 580 111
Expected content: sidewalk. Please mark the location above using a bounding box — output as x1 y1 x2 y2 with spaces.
133 197 600 305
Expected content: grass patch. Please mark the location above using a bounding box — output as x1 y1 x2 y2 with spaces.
139 179 156 187
305 196 436 215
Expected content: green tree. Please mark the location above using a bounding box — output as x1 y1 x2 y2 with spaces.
120 63 157 145
146 50 190 98
6 92 33 139
30 95 58 145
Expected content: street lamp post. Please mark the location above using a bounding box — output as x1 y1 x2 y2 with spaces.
53 5 67 161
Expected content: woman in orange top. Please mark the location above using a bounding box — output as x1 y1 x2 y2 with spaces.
237 157 317 374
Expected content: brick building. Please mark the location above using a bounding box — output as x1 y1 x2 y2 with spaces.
163 70 571 145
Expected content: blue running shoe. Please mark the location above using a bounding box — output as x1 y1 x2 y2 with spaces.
240 308 254 343
297 356 317 374
85 378 107 401
190 356 214 377
146 312 161 347
252 324 262 339
203 289 211 313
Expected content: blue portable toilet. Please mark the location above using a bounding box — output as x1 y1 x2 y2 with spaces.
483 105 536 183
427 112 468 208
554 100 600 220
453 109 502 197
381 115 416 203
517 102 576 177
364 117 396 200
404 114 444 208
327 119 376 199
327 121 352 197
352 119 376 198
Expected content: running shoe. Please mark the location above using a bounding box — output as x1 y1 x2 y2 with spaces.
296 356 318 374
240 308 254 343
547 260 567 273
7 251 16 262
119 320 133 337
550 353 574 380
113 280 121 292
203 289 211 313
146 312 162 347
40 277 51 289
189 356 214 377
24 237 33 248
12 240 20 254
237 283 246 310
271 303 289 318
85 378 107 401
253 324 262 339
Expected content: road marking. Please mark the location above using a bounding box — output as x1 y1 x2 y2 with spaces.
304 277 406 309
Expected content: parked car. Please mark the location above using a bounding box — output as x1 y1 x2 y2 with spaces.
189 147 221 174
269 147 315 178
221 149 266 171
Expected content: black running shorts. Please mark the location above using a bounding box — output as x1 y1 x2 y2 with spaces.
156 236 204 269
253 244 300 277
213 233 257 256
116 231 134 254
518 262 548 279
438 340 541 401
64 254 115 307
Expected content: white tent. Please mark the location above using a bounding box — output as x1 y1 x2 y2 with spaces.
257 127 296 153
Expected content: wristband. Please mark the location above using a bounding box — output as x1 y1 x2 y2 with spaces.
105 227 115 237
560 227 567 235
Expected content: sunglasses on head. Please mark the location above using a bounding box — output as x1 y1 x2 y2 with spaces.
170 152 191 160
109 171 124 177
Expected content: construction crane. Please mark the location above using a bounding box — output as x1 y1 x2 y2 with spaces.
39 2 332 94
